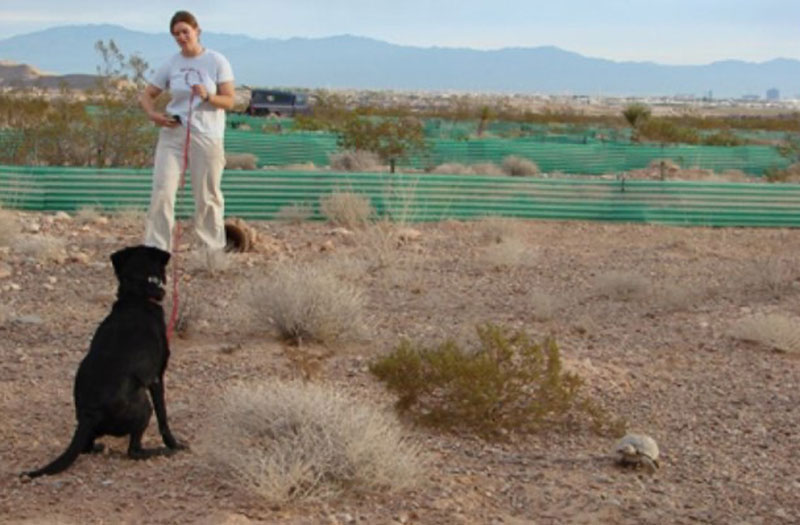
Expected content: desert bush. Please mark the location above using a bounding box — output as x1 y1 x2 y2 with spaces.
482 237 534 270
477 216 521 244
274 202 314 224
470 162 505 176
320 191 374 228
112 206 147 228
370 323 625 439
702 129 744 146
594 271 652 301
0 207 18 247
430 162 471 175
729 314 800 353
74 205 104 224
429 162 504 176
639 118 700 144
196 380 427 503
248 260 366 345
501 155 540 176
528 291 560 322
337 115 427 171
225 152 258 170
328 150 383 172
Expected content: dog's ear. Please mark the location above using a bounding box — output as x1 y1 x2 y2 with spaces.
110 247 136 279
146 246 171 268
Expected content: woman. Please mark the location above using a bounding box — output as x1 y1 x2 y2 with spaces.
139 10 234 256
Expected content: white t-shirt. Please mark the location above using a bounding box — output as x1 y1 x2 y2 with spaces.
150 49 234 138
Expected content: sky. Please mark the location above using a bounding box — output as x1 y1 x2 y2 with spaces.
1 0 799 65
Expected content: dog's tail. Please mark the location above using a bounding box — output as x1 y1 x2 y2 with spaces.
23 416 97 478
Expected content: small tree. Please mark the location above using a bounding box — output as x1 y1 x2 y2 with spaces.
88 39 156 167
337 115 427 173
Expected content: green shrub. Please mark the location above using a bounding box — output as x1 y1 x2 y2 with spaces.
370 323 624 439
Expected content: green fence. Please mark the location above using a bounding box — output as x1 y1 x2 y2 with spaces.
3 165 800 227
222 132 789 175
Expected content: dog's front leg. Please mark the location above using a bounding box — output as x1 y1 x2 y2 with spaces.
148 378 187 450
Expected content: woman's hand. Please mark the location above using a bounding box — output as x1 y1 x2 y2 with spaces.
191 84 209 103
150 113 181 128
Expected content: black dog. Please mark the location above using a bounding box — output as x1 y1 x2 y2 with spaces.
25 245 185 478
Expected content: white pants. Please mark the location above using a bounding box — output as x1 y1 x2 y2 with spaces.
144 127 226 252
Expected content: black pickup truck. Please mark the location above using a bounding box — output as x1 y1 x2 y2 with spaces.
245 89 311 116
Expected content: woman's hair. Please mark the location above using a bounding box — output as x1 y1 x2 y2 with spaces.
170 11 199 33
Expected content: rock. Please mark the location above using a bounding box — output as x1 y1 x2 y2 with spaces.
53 211 72 221
329 227 354 237
23 221 41 233
0 263 11 279
320 240 335 252
69 252 91 264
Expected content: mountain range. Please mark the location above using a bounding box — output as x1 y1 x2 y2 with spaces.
1 24 798 98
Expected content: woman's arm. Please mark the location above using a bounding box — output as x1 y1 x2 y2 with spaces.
192 81 235 111
140 84 178 127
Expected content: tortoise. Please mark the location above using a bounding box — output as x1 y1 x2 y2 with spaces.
614 433 660 473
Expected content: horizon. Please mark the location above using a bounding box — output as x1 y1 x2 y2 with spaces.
1 0 799 66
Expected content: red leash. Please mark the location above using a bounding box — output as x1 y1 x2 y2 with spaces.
166 91 195 342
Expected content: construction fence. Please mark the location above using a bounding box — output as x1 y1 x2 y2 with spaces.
3 165 800 227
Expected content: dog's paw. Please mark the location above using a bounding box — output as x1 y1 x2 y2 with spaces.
163 435 189 451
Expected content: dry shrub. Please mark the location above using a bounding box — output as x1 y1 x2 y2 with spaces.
328 150 383 172
225 152 258 170
482 237 535 269
740 257 797 299
320 191 374 229
529 291 560 322
112 206 147 228
74 205 104 224
430 162 472 175
729 314 800 353
248 260 366 345
370 323 625 439
12 235 67 263
594 271 652 301
430 162 504 176
470 162 505 176
652 282 705 312
0 206 18 247
196 380 427 504
501 155 540 176
274 202 314 224
477 216 522 244
282 162 317 172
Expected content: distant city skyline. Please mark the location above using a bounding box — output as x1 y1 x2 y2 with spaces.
1 0 799 65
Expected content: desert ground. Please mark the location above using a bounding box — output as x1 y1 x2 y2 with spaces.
1 208 800 524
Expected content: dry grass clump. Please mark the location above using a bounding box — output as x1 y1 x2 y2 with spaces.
594 271 652 301
470 162 505 176
196 380 427 504
328 150 383 172
225 152 258 170
651 282 705 312
528 291 560 322
320 191 374 229
274 202 314 224
739 257 797 299
476 216 522 244
370 323 625 439
74 205 105 225
112 206 147 229
12 235 67 263
482 237 535 270
248 260 366 345
0 206 18 247
729 314 800 353
501 155 540 176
